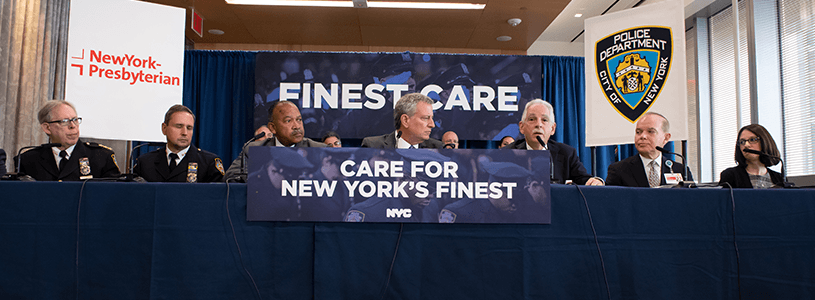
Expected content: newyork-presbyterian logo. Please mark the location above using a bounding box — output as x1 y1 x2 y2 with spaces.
69 49 181 86
595 26 673 123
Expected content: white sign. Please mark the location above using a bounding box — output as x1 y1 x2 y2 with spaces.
584 0 688 146
65 0 185 141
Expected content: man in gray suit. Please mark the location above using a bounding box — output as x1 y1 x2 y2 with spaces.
225 100 325 181
361 93 443 149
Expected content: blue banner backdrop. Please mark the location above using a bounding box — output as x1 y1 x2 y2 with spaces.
253 51 542 141
247 147 551 224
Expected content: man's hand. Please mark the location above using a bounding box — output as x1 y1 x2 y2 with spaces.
585 177 605 186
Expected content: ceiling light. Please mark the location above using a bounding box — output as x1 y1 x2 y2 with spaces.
574 13 583 18
225 0 486 9
208 29 225 35
507 18 521 27
496 36 511 42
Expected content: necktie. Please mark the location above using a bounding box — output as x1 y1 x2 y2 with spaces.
648 160 660 188
169 153 179 171
58 150 68 170
409 145 416 149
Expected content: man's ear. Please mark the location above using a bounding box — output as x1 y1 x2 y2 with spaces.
41 123 51 136
160 123 167 136
663 133 672 145
551 122 557 136
268 122 277 135
400 114 410 129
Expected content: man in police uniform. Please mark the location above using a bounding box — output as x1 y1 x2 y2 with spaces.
606 112 693 187
133 105 224 183
18 100 120 181
503 99 604 186
361 93 443 149
225 100 326 182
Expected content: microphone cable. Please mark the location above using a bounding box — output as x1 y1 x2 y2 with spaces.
572 184 611 300
722 182 742 300
226 178 262 300
76 177 118 299
378 223 404 300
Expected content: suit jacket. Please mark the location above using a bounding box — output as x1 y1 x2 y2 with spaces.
606 154 694 187
360 132 444 149
718 165 783 188
224 136 326 182
504 138 594 185
18 140 121 181
0 148 6 175
133 145 224 183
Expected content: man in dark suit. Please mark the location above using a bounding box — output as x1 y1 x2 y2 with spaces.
225 100 326 182
503 99 603 185
606 112 693 187
133 105 224 183
18 100 120 181
361 93 443 149
0 149 6 176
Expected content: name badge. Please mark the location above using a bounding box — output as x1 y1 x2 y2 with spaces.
187 162 198 183
663 173 683 185
79 157 93 180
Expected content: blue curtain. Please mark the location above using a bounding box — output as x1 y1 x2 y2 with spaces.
182 50 256 163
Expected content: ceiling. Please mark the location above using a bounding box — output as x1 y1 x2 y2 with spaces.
144 0 571 51
143 0 715 51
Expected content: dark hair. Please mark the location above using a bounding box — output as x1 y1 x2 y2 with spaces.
267 100 298 123
734 124 781 167
322 131 340 142
164 104 195 124
500 136 514 144
393 93 433 130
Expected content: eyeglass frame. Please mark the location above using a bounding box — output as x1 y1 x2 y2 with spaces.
46 117 82 127
737 136 761 146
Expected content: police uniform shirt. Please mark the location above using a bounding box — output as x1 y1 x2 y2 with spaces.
18 140 121 181
133 145 224 183
166 146 190 168
51 144 77 169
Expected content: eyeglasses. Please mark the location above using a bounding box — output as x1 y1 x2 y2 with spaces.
738 136 761 146
329 141 342 147
47 117 82 126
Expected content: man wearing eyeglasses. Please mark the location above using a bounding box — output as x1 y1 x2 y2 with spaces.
133 105 225 183
18 100 120 181
606 112 693 187
322 131 342 148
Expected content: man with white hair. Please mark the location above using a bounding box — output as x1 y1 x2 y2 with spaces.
502 99 603 186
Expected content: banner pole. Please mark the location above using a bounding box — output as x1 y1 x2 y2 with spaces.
591 146 597 175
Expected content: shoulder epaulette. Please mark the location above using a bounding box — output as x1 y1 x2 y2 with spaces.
85 142 113 151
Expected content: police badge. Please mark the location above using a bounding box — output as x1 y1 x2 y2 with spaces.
187 162 198 183
79 157 92 180
595 26 673 122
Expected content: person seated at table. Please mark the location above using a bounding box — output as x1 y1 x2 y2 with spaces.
361 93 443 149
606 112 692 187
18 100 120 181
442 131 459 149
719 124 785 188
322 131 342 148
225 100 326 182
499 136 515 148
502 99 603 185
133 105 224 183
0 148 6 175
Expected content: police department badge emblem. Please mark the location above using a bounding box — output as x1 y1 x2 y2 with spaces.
596 26 673 122
187 162 198 183
215 158 225 175
345 210 364 222
79 157 93 180
438 209 456 223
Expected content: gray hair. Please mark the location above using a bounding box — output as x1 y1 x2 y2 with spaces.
520 99 555 124
642 112 670 133
394 93 434 130
38 100 76 124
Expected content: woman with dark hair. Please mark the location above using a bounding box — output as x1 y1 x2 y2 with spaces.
719 124 784 188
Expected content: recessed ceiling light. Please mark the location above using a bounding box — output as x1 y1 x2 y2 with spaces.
574 13 583 18
225 0 486 9
208 29 225 35
496 36 511 42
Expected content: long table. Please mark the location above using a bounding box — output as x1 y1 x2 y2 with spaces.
1 182 814 299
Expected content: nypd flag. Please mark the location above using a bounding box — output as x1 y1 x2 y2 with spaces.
584 0 688 147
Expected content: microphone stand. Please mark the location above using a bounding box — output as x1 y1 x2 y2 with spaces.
743 149 794 188
535 136 556 184
1 143 61 181
235 132 268 182
655 146 694 188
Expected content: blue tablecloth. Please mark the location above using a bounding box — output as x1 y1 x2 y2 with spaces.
1 182 813 299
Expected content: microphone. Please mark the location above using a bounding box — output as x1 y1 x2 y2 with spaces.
742 149 792 187
535 136 556 183
235 132 270 182
655 146 690 186
443 143 456 149
396 131 403 140
17 143 61 173
130 142 166 172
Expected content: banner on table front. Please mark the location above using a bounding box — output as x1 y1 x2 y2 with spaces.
247 147 551 224
254 52 542 141
65 0 185 141
584 0 688 146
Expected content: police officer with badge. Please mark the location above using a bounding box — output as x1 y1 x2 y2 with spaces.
133 105 224 183
18 100 120 181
